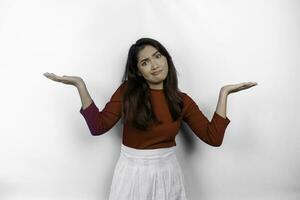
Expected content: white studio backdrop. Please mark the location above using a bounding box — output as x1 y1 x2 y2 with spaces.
0 0 299 199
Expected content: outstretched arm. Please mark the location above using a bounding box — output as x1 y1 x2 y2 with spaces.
182 92 231 147
79 81 127 136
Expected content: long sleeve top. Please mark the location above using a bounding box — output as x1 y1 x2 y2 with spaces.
79 81 231 149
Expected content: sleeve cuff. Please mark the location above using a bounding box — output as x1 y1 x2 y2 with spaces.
79 100 98 119
213 111 231 125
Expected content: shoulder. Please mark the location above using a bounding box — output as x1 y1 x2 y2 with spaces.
115 80 128 92
178 91 199 116
110 80 128 100
178 91 195 105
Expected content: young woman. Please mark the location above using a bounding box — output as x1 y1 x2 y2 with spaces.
44 37 257 200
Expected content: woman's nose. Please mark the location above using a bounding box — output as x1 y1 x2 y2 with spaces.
151 60 158 69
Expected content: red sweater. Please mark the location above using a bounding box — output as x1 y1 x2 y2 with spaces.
79 81 231 149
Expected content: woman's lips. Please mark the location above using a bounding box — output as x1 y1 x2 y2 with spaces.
152 70 162 75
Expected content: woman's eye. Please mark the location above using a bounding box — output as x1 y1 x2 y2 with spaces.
156 54 161 58
141 62 147 66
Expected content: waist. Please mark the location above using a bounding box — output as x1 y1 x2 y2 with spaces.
120 143 177 161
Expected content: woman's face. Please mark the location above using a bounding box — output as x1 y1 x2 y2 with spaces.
136 45 169 90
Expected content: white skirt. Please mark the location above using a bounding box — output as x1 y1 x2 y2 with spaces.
108 144 188 200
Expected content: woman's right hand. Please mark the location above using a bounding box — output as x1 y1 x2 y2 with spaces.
43 72 84 87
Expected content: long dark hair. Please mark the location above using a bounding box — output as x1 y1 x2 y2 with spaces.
120 37 184 131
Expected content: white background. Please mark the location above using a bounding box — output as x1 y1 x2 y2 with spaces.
0 0 299 199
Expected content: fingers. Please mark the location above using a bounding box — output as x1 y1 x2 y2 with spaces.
44 72 56 80
246 81 257 85
44 72 56 77
241 81 258 87
43 72 64 82
43 72 51 77
239 82 258 90
246 82 258 87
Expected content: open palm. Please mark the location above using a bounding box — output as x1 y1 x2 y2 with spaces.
43 72 83 87
222 81 258 95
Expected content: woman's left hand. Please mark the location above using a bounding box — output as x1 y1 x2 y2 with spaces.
221 81 258 95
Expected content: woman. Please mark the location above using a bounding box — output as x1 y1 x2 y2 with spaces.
44 37 257 200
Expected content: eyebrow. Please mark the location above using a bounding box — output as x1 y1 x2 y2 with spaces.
139 50 159 63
